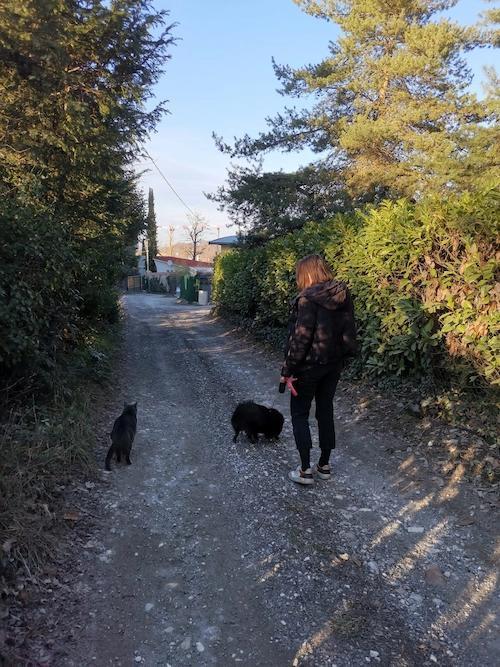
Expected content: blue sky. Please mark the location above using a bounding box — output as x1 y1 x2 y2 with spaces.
137 0 497 247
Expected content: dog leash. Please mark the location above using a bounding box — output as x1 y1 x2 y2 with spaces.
270 376 298 408
280 376 298 397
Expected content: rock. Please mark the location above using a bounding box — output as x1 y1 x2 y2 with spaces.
144 603 154 612
367 561 380 575
196 642 205 653
409 593 423 605
424 565 445 586
134 657 142 663
407 526 425 534
406 403 422 418
370 650 379 658
180 637 191 650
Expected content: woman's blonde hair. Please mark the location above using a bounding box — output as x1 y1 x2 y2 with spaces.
295 254 333 291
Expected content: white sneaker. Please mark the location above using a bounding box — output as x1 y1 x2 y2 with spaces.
288 466 314 485
315 464 331 481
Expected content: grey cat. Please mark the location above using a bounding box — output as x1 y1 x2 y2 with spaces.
105 402 137 471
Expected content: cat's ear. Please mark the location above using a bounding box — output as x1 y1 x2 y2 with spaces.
133 402 137 408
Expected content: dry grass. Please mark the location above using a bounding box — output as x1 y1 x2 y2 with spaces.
0 396 96 573
0 325 119 575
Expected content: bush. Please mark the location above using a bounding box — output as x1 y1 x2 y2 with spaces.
0 205 80 388
0 0 172 397
0 202 135 392
213 187 499 389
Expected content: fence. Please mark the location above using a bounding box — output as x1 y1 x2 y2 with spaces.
126 275 142 291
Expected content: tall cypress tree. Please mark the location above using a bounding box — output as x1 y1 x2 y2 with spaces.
146 187 158 265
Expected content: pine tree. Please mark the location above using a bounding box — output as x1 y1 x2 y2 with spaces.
481 0 500 46
207 161 354 243
217 0 496 197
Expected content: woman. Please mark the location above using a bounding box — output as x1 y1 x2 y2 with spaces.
280 255 356 485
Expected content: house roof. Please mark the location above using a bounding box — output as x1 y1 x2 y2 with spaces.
208 235 240 246
155 255 213 268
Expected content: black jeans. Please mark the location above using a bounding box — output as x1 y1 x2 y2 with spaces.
290 362 342 471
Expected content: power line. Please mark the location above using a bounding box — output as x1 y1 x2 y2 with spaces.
143 148 196 217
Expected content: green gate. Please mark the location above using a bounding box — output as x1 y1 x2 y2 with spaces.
179 275 200 303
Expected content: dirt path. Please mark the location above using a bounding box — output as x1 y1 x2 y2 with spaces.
59 293 498 667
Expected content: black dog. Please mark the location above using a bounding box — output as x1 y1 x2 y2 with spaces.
105 402 137 471
231 401 284 443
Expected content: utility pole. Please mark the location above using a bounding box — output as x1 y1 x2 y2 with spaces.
168 225 175 256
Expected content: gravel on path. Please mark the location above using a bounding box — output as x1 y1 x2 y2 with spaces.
49 294 500 666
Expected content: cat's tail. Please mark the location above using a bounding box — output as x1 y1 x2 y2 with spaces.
104 443 114 471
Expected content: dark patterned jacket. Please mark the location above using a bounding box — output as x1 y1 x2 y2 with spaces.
281 280 357 377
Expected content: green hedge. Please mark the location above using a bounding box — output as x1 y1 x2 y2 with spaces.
213 188 499 388
0 197 141 392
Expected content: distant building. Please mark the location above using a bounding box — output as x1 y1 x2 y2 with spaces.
154 255 213 276
208 235 240 255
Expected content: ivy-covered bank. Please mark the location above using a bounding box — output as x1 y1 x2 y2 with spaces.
213 188 499 390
